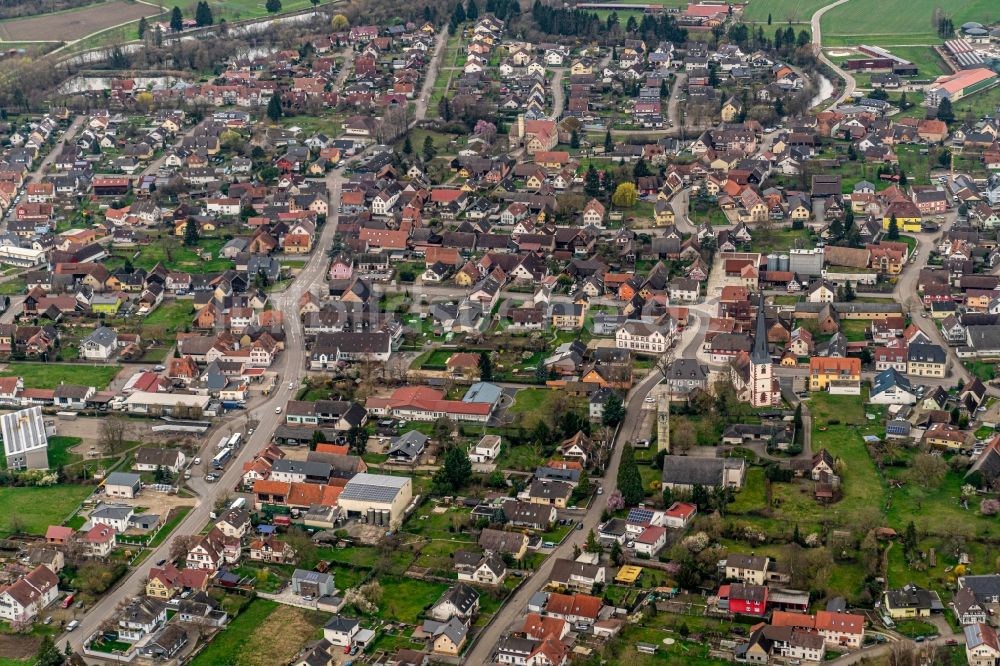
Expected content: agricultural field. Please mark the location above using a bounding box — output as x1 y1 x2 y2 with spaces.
0 0 161 42
741 0 828 24
820 0 996 46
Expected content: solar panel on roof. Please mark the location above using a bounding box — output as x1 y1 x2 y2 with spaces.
627 508 654 524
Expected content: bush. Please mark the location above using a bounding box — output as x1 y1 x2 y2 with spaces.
981 499 1000 516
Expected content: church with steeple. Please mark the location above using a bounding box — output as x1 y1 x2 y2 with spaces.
730 295 780 407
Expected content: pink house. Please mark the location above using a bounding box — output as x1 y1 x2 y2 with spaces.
328 256 354 281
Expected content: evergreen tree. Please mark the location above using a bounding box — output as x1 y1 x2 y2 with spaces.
570 128 579 149
267 92 282 121
184 218 199 246
796 29 810 47
195 1 213 26
585 528 601 553
603 128 613 153
602 168 615 196
633 157 650 178
899 169 908 187
584 164 601 197
478 351 493 381
767 12 771 24
434 446 473 493
169 6 183 32
466 0 478 20
403 135 412 155
438 96 452 121
601 391 625 428
617 444 644 506
423 136 436 161
265 0 281 13
454 1 466 23
899 91 908 109
844 281 855 301
35 635 63 666
138 16 148 38
610 539 623 565
936 97 954 123
887 214 899 240
660 79 668 97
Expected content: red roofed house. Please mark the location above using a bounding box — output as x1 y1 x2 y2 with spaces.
365 385 497 423
720 583 768 616
664 501 697 529
0 565 59 623
634 526 667 557
544 592 602 624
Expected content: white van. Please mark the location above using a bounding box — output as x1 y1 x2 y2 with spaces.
66 620 79 632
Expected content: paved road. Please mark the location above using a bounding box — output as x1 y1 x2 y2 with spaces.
463 366 665 663
334 45 355 90
4 116 84 224
414 29 450 122
62 163 350 657
811 0 856 109
548 68 565 120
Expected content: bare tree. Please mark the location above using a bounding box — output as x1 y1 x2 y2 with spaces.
99 414 132 456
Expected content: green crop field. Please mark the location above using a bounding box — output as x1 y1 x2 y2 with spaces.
821 0 995 45
742 0 829 24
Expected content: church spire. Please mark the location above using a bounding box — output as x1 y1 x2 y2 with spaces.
750 294 770 365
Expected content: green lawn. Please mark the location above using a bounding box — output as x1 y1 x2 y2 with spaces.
47 436 83 468
142 299 195 334
839 319 869 343
965 361 998 382
109 237 231 273
0 362 120 390
0 484 93 536
376 577 449 624
750 228 814 254
887 46 948 78
148 507 191 547
189 599 277 666
508 388 561 428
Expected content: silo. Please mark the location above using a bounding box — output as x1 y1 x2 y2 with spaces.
367 508 376 524
767 253 779 271
779 254 790 272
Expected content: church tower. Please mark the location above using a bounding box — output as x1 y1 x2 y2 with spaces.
749 295 776 407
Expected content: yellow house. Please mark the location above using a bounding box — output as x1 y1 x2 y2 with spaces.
570 60 593 75
882 587 939 619
924 424 967 450
551 302 587 330
432 622 467 656
455 266 478 287
146 576 174 599
91 296 123 316
160 117 181 133
808 357 861 391
526 172 545 190
721 97 742 122
882 203 922 232
654 204 675 226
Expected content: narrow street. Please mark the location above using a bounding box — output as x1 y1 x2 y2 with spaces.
414 29 450 123
548 68 565 120
463 367 664 663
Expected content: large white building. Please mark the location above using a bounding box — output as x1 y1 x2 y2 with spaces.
336 473 413 528
0 406 49 470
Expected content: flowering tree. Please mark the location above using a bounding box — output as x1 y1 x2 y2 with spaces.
982 499 1000 516
473 119 497 144
605 489 625 512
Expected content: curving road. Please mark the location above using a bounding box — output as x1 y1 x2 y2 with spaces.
811 0 856 109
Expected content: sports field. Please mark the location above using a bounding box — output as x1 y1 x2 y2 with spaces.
821 0 996 46
0 0 161 42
